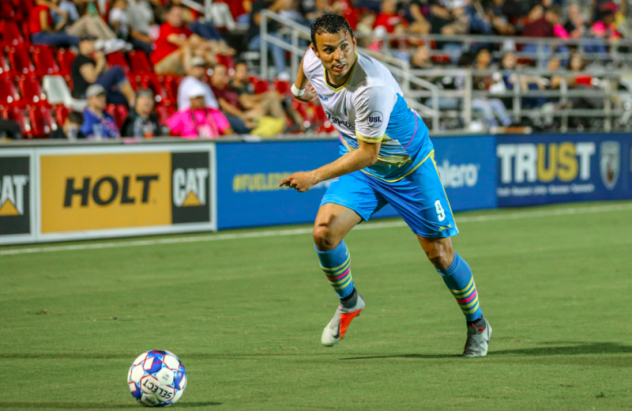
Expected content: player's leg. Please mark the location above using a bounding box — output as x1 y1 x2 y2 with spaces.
371 153 491 356
417 235 490 357
315 172 384 347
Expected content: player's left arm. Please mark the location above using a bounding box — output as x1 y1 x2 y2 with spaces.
280 87 393 192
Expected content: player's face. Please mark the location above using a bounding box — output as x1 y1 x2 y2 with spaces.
313 29 357 83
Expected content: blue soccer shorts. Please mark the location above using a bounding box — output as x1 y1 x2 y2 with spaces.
320 151 459 238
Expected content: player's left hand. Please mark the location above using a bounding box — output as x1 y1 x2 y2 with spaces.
279 171 318 192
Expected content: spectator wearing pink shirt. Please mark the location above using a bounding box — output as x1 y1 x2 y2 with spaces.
166 84 234 139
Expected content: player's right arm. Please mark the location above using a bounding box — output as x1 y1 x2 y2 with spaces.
292 47 318 103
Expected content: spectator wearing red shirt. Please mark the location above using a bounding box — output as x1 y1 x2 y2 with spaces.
373 0 404 33
210 64 254 134
30 0 79 47
151 5 217 75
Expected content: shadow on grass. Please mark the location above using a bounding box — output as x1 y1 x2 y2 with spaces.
341 342 632 360
0 402 221 409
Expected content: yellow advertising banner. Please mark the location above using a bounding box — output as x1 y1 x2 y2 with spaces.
40 152 171 233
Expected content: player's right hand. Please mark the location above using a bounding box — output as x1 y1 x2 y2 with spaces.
294 84 318 103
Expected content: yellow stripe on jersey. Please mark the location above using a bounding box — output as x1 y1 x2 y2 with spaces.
360 150 435 183
355 131 385 143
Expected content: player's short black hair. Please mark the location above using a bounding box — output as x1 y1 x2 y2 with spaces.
311 14 354 50
67 111 84 125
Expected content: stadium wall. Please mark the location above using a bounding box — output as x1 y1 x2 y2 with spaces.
0 133 630 244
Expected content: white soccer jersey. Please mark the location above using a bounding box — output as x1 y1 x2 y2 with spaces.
302 48 432 181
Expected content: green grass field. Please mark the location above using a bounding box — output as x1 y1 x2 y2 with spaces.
2 201 632 411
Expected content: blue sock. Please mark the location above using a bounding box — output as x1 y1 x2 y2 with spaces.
315 240 355 299
437 253 483 322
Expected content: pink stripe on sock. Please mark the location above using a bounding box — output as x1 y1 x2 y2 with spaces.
326 267 350 281
457 289 477 304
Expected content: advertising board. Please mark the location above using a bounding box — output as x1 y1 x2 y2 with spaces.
0 150 36 244
496 133 631 207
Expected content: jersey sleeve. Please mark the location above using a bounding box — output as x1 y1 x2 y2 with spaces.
301 48 321 80
353 86 397 143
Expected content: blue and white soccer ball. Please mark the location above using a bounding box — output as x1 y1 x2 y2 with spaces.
128 350 187 407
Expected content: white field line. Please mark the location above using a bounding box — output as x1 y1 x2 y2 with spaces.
1 203 632 256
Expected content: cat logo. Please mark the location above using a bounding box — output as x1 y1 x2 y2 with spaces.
173 168 209 207
0 175 28 216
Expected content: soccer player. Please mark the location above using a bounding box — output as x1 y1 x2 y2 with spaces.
279 14 491 357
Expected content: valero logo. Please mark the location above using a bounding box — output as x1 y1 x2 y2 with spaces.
0 156 31 236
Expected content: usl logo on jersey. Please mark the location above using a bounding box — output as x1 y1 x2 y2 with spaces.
368 111 383 126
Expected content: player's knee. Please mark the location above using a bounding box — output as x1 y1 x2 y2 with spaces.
313 224 338 251
425 247 454 271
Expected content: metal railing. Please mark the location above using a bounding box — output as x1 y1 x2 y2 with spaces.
257 12 632 132
362 33 632 68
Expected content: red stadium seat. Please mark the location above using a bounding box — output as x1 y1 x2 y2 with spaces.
140 75 170 103
16 0 35 22
57 49 76 77
274 79 291 95
28 106 55 137
18 76 48 106
163 75 182 102
0 77 21 108
106 104 128 129
33 46 60 76
0 21 26 46
107 52 131 73
156 103 176 125
0 1 18 21
254 79 269 94
54 104 69 125
8 47 35 75
129 51 153 74
3 106 31 137
0 52 11 77
431 54 452 64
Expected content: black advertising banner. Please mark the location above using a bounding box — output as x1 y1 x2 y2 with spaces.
171 152 212 225
0 155 31 236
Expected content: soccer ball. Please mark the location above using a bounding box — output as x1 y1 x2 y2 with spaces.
127 350 187 407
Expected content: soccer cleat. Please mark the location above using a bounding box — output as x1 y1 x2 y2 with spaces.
463 318 492 357
321 294 365 347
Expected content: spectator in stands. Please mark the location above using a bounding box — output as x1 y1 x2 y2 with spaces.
81 84 121 139
178 56 219 111
405 0 431 34
109 0 153 55
230 61 305 132
32 0 127 51
410 44 433 69
30 0 80 47
121 89 165 138
304 0 331 23
374 0 405 34
51 111 85 139
71 34 136 106
246 0 293 79
210 64 255 134
166 83 234 138
521 4 553 38
151 5 218 75
49 0 79 30
126 0 156 56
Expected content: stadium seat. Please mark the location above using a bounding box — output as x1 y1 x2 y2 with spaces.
8 47 35 75
57 49 76 77
0 21 26 46
0 77 21 108
42 75 87 111
33 46 60 76
129 51 152 74
254 79 270 94
274 79 291 95
156 103 176 124
431 54 452 64
107 52 131 73
28 106 55 137
54 104 69 126
163 75 182 102
18 76 48 106
0 1 17 21
3 106 31 137
0 52 11 77
106 104 128 129
16 0 34 22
